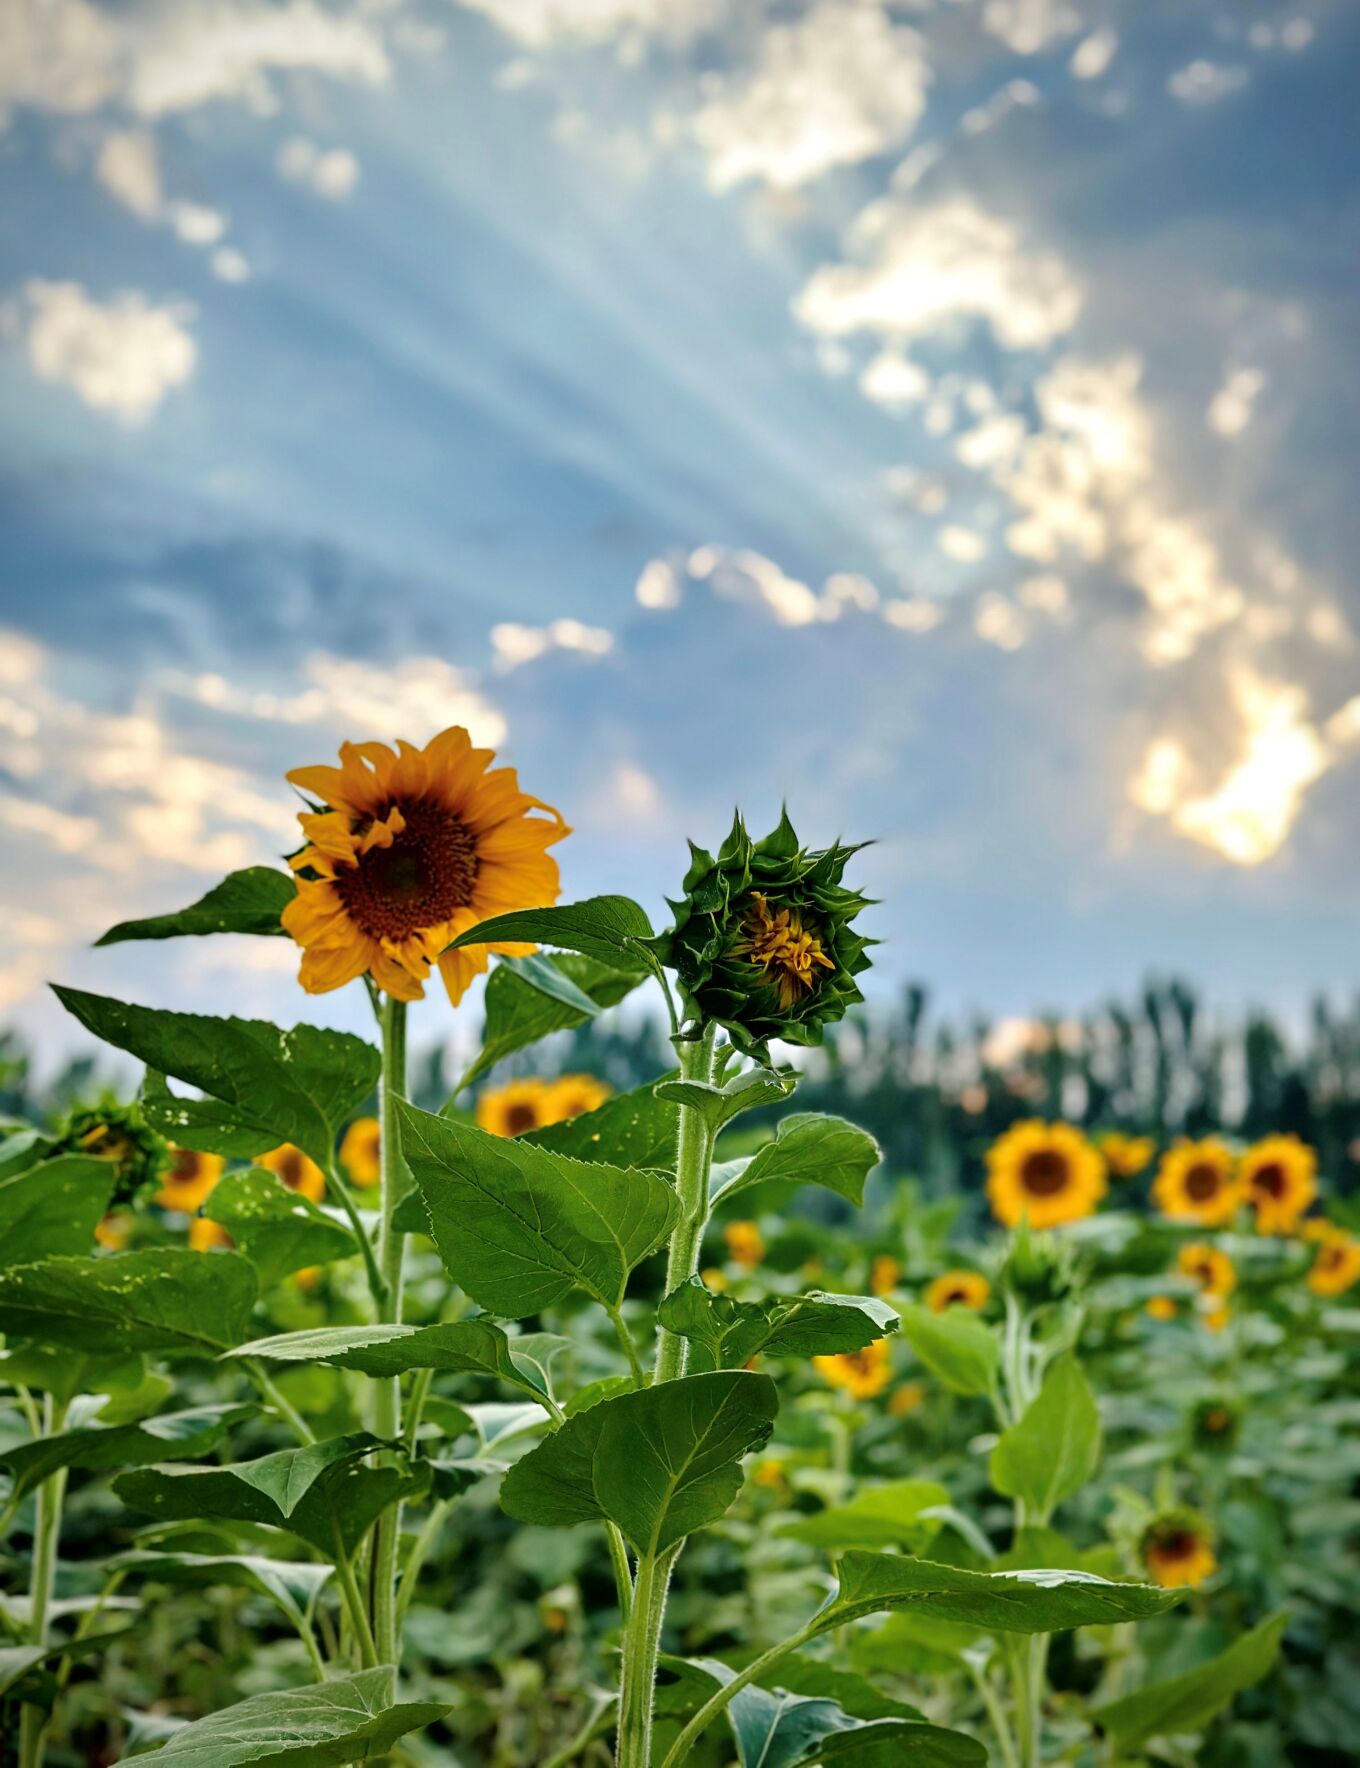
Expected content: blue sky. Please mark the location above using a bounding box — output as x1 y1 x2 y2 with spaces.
2 0 1359 1062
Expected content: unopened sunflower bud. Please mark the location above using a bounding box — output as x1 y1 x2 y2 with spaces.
57 1099 169 1206
646 810 873 1058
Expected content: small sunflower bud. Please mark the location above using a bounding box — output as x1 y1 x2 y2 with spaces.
56 1098 169 1207
647 810 873 1057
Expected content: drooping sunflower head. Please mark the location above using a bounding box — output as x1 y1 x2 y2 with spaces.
1239 1134 1317 1234
646 810 872 1057
1305 1225 1360 1297
255 1144 326 1203
58 1100 168 1207
283 726 568 1007
925 1270 991 1314
1139 1509 1217 1589
1097 1131 1156 1180
543 1074 611 1124
476 1077 557 1139
1151 1138 1239 1226
813 1337 893 1400
1191 1395 1243 1452
984 1120 1107 1229
722 1220 765 1270
339 1116 382 1189
1176 1241 1237 1300
156 1146 226 1214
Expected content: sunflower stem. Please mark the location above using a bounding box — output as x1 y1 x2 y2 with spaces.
324 1155 387 1309
370 994 410 1672
652 1023 719 1386
19 1394 68 1768
244 1358 315 1446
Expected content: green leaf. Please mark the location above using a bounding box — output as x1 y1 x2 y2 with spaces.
399 1100 679 1317
748 1657 924 1723
1091 1609 1289 1752
202 1170 356 1288
850 1611 982 1677
653 1067 796 1135
710 1114 880 1208
0 1155 117 1260
990 1355 1101 1522
501 1370 777 1555
780 1480 950 1553
111 1552 332 1633
451 955 642 1098
96 868 295 947
815 1723 987 1767
816 1554 1183 1636
116 1666 446 1765
499 952 604 1015
896 1304 999 1397
0 1403 253 1501
114 1434 429 1560
228 1322 551 1403
53 987 378 1170
524 1079 678 1172
657 1279 897 1372
0 1345 147 1406
0 1252 258 1354
444 895 654 972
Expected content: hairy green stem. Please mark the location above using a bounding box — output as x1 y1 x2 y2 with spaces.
615 1544 679 1768
395 1497 453 1624
609 1308 646 1390
658 1616 820 1768
331 1519 379 1671
605 1525 634 1625
652 1024 719 1385
19 1395 69 1768
967 1655 1020 1768
370 994 410 1670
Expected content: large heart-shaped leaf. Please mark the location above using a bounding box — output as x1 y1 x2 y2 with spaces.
0 1403 253 1501
779 1480 949 1553
451 954 643 1098
228 1322 551 1403
0 1156 117 1261
114 1666 446 1765
658 1279 898 1372
96 868 295 946
710 1114 880 1208
0 1252 258 1354
399 1100 679 1317
444 896 654 972
501 1370 777 1555
990 1355 1101 1522
896 1304 999 1397
202 1170 357 1287
1090 1609 1289 1751
817 1554 1182 1635
53 987 378 1169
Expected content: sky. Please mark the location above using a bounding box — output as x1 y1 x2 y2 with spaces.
2 0 1359 1065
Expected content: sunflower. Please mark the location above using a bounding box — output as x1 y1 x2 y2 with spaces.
869 1254 901 1298
1097 1131 1155 1180
476 1078 557 1139
813 1338 893 1400
59 1100 168 1206
888 1381 927 1417
925 1270 991 1314
723 1221 765 1270
156 1147 225 1213
1144 1295 1178 1322
1191 1396 1242 1451
752 1458 787 1491
1176 1242 1236 1299
1140 1511 1217 1589
985 1121 1106 1229
282 726 568 1005
189 1217 233 1252
1151 1139 1238 1225
1306 1228 1360 1298
700 1266 728 1293
255 1144 326 1203
1240 1134 1317 1234
94 1212 131 1251
339 1117 382 1189
544 1074 611 1124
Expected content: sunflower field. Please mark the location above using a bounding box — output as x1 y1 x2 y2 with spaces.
1 725 1358 1768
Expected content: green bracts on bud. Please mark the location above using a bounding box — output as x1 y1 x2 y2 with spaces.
646 810 873 1058
54 1098 169 1206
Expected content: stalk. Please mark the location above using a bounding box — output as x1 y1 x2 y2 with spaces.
658 1616 820 1768
615 1544 680 1768
652 1024 719 1384
19 1395 69 1768
370 994 409 1668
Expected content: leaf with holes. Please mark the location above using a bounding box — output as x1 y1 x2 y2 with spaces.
0 1252 258 1354
0 1156 118 1261
202 1169 357 1288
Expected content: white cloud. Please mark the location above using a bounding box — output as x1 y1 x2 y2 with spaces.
0 0 119 126
95 128 163 221
973 592 1027 650
794 196 1082 354
170 201 228 245
937 524 987 563
692 1 930 192
1206 366 1265 437
277 135 361 200
859 349 930 410
211 247 251 283
449 0 719 51
1070 29 1118 80
981 0 1080 55
635 558 682 610
1166 60 1249 106
490 618 614 671
15 280 196 423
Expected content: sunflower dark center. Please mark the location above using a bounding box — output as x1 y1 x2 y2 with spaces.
944 1287 969 1305
1184 1162 1222 1201
1152 1529 1198 1561
171 1148 201 1181
1321 1245 1345 1271
276 1150 306 1190
336 798 479 942
1250 1161 1286 1199
1020 1150 1070 1196
503 1102 540 1136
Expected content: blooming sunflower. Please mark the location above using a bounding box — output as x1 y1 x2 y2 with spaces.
985 1120 1106 1229
1144 1295 1178 1322
255 1144 326 1203
1140 1511 1217 1589
283 726 568 1005
888 1381 927 1417
1176 1241 1237 1299
1151 1138 1239 1227
544 1074 611 1123
1097 1131 1155 1180
723 1221 765 1270
869 1254 901 1298
189 1217 233 1252
156 1147 225 1214
1306 1228 1360 1297
813 1338 893 1400
1239 1134 1317 1234
476 1078 556 1139
925 1270 991 1314
339 1117 382 1189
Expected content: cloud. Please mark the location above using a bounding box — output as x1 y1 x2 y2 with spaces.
211 247 251 283
276 135 361 200
489 618 614 671
981 0 1080 56
449 0 719 51
0 0 119 126
95 127 163 220
1166 60 1250 106
794 195 1083 354
691 0 930 192
1070 29 1118 80
13 280 196 423
1206 366 1265 437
